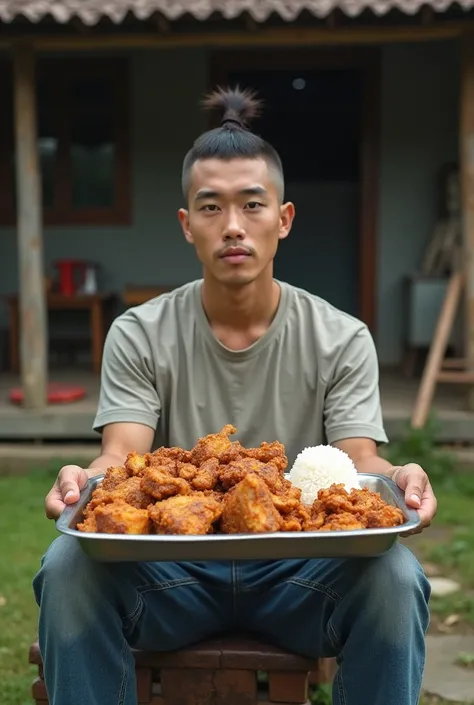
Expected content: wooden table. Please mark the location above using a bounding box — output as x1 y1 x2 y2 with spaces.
6 292 116 374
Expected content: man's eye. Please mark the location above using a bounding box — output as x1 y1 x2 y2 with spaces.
201 204 219 212
245 201 263 210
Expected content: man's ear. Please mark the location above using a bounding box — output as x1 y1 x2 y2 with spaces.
178 208 193 244
279 201 295 241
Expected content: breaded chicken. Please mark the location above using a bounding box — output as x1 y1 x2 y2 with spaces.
94 501 151 534
191 457 219 491
219 457 265 489
364 506 404 528
140 467 190 500
102 465 130 491
220 474 282 534
319 512 366 532
279 504 311 532
77 513 98 532
150 446 193 464
107 476 153 510
77 428 406 537
125 451 149 477
190 424 237 465
149 493 222 535
177 462 199 481
242 441 288 473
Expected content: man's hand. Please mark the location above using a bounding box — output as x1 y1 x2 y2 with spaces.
45 465 91 520
390 463 438 536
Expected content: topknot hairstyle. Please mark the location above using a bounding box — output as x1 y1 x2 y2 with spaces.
181 85 284 201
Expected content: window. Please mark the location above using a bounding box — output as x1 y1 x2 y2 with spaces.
0 58 131 225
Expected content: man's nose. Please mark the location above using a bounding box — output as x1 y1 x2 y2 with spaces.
223 209 245 240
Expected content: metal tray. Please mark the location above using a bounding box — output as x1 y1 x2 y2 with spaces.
56 473 420 562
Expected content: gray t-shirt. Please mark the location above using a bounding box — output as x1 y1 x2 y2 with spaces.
93 279 388 466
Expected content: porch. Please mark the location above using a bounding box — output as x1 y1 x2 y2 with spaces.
1 1 474 425
0 369 472 444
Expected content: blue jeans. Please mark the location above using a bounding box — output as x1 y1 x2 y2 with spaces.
33 536 430 705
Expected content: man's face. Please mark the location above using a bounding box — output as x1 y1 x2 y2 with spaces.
178 157 295 286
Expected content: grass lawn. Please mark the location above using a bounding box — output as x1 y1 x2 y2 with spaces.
0 463 473 705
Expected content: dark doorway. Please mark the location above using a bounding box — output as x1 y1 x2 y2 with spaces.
210 50 379 329
224 68 361 316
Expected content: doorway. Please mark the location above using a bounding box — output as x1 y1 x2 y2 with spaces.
210 49 380 329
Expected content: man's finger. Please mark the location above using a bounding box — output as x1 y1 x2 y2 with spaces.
45 487 66 520
45 497 66 520
402 466 428 507
58 480 80 503
58 465 88 503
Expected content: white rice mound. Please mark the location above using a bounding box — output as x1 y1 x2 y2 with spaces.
289 445 360 506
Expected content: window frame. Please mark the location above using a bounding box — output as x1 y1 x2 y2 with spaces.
0 56 132 227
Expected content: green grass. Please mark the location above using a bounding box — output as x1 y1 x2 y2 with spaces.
0 465 473 705
0 471 57 705
415 474 474 628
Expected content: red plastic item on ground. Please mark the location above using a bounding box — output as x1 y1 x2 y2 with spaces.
9 383 86 405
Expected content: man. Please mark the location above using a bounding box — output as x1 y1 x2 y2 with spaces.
35 87 436 705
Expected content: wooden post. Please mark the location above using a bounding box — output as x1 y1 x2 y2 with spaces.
12 42 47 409
460 36 474 410
411 272 464 428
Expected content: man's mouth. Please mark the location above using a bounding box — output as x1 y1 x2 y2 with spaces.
220 247 252 263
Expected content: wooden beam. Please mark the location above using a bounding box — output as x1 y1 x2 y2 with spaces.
460 36 474 409
12 42 47 409
0 20 468 52
411 272 464 428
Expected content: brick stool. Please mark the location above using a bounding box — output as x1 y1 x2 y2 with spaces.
29 635 336 705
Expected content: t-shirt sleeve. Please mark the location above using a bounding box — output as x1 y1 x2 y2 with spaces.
93 314 161 433
324 326 388 445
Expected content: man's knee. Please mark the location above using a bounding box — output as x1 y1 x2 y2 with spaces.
357 543 431 637
33 535 117 640
370 543 430 599
33 535 103 606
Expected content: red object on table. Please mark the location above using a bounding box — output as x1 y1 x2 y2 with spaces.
55 259 87 296
9 383 86 405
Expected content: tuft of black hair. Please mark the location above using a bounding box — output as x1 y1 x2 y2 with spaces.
202 85 262 130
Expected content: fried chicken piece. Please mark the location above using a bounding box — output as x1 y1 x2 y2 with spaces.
203 489 226 502
149 493 222 535
146 454 178 477
271 493 301 514
101 465 130 491
151 446 193 463
364 506 404 528
349 487 387 515
177 462 199 481
125 451 149 477
318 512 366 532
279 504 311 532
243 441 288 473
140 466 190 500
190 424 237 465
77 513 98 532
219 457 266 489
318 486 355 514
258 463 287 494
304 499 327 530
82 485 111 515
282 480 302 501
94 500 151 534
220 474 282 534
304 513 326 531
107 476 153 510
219 441 246 464
192 457 219 491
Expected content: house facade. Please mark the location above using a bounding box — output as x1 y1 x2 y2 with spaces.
0 0 472 409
